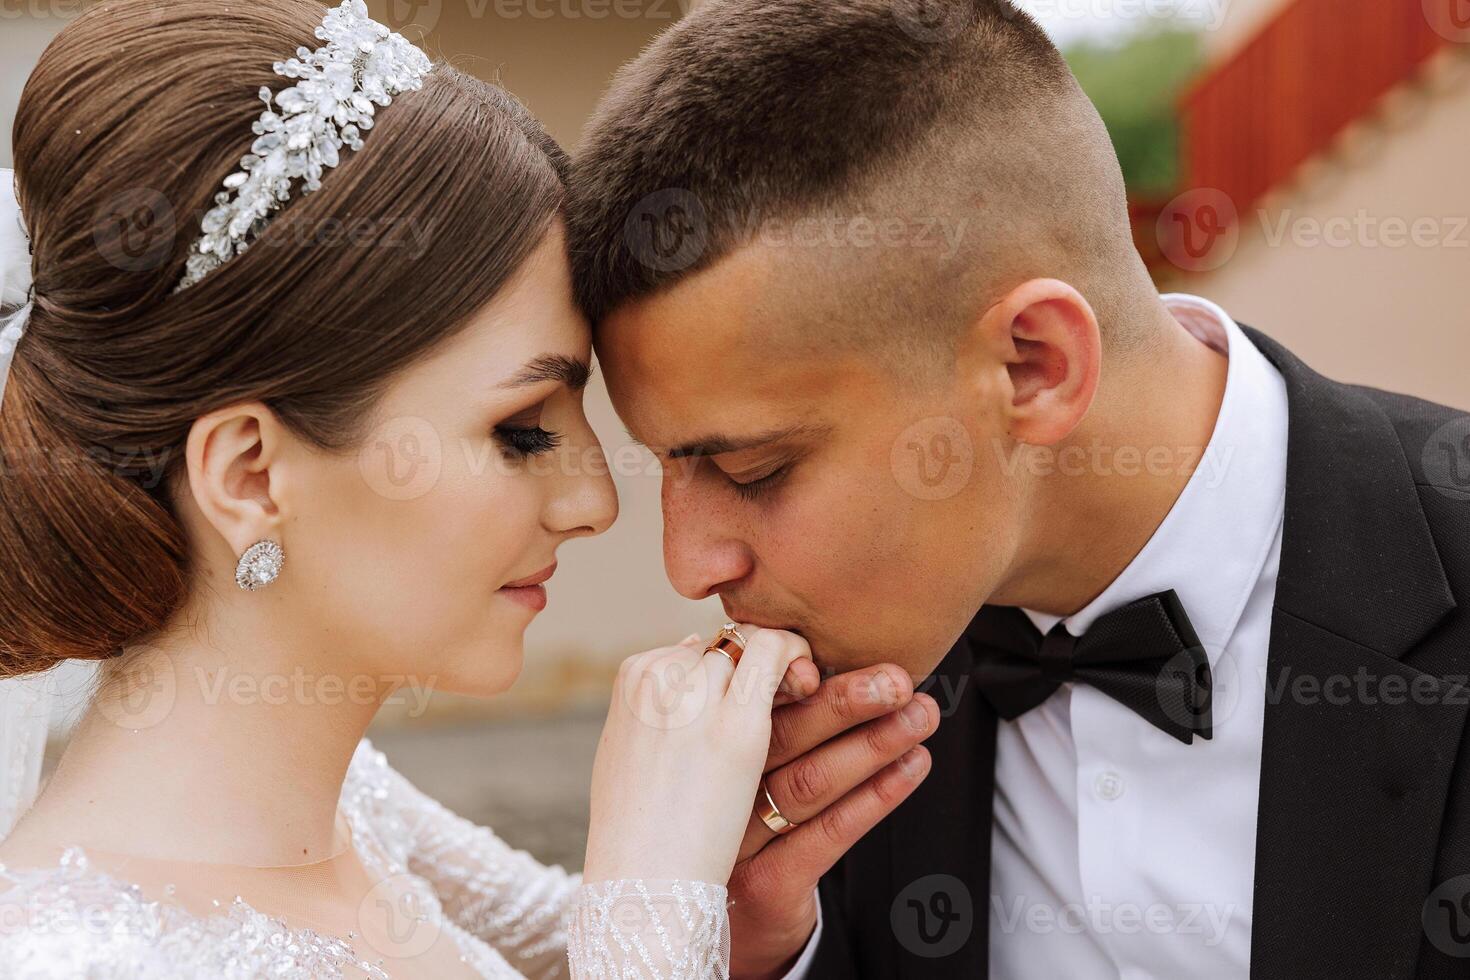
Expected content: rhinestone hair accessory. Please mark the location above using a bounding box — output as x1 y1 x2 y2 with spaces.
174 0 433 292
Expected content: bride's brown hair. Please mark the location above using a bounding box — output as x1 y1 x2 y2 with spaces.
0 0 568 676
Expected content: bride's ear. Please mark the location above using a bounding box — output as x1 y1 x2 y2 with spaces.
183 402 292 559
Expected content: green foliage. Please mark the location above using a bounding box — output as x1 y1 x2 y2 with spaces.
1065 26 1204 198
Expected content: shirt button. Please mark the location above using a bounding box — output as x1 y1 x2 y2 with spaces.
1094 771 1125 801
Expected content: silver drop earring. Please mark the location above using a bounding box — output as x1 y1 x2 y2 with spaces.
235 539 285 591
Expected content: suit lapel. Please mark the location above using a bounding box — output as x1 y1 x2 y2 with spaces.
1245 329 1463 979
883 631 996 978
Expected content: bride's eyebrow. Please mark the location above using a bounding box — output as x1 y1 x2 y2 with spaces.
500 354 592 391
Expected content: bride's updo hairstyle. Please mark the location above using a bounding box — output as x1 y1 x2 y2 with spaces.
0 0 569 676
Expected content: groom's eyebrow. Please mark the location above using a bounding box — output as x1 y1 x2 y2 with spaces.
654 422 830 460
501 354 592 391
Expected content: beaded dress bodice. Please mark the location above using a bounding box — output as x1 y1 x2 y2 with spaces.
0 739 729 979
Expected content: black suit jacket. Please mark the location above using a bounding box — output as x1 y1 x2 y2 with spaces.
809 329 1470 979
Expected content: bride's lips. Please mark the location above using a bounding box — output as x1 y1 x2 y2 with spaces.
499 562 556 612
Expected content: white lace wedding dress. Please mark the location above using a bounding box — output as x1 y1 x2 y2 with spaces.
0 739 730 979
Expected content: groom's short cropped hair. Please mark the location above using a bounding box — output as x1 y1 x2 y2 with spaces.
569 0 1152 359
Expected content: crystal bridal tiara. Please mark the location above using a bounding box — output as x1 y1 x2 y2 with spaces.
175 0 433 292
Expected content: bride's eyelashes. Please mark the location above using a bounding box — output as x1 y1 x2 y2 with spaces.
495 424 563 459
493 403 563 460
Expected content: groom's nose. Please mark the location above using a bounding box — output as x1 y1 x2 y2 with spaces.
661 484 754 601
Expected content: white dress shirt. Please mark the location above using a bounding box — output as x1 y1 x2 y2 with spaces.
988 293 1289 980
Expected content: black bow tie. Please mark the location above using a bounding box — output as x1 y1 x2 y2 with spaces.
967 590 1213 744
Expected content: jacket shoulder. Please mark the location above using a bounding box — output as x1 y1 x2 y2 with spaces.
1350 383 1470 494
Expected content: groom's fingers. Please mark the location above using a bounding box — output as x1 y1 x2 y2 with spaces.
733 746 931 897
773 657 822 705
766 664 915 770
738 692 938 860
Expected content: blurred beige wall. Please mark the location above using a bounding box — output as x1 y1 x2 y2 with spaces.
1168 50 1470 412
366 0 680 151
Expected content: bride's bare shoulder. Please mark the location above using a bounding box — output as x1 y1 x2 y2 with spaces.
0 825 70 876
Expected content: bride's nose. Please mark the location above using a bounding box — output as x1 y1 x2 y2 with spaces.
543 438 618 539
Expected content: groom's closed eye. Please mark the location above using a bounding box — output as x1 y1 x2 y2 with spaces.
720 456 795 501
636 422 831 502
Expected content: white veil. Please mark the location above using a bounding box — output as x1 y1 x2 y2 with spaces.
0 166 54 841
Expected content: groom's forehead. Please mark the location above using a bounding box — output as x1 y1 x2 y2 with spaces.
599 314 836 454
594 244 833 374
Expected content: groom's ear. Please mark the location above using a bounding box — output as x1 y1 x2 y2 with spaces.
965 278 1102 447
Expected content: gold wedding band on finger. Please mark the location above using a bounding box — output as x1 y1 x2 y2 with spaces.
757 779 800 834
704 621 748 668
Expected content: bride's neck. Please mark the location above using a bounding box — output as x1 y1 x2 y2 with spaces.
10 597 388 868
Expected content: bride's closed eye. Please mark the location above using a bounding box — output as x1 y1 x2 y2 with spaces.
495 405 563 460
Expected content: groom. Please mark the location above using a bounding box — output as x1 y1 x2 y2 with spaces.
569 0 1470 977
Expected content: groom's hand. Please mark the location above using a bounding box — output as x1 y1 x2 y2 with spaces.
727 664 938 979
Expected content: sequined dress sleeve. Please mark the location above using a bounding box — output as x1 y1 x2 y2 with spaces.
342 739 732 979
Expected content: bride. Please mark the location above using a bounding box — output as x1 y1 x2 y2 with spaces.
0 1 824 976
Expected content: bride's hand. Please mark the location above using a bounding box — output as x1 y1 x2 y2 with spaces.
583 626 813 885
